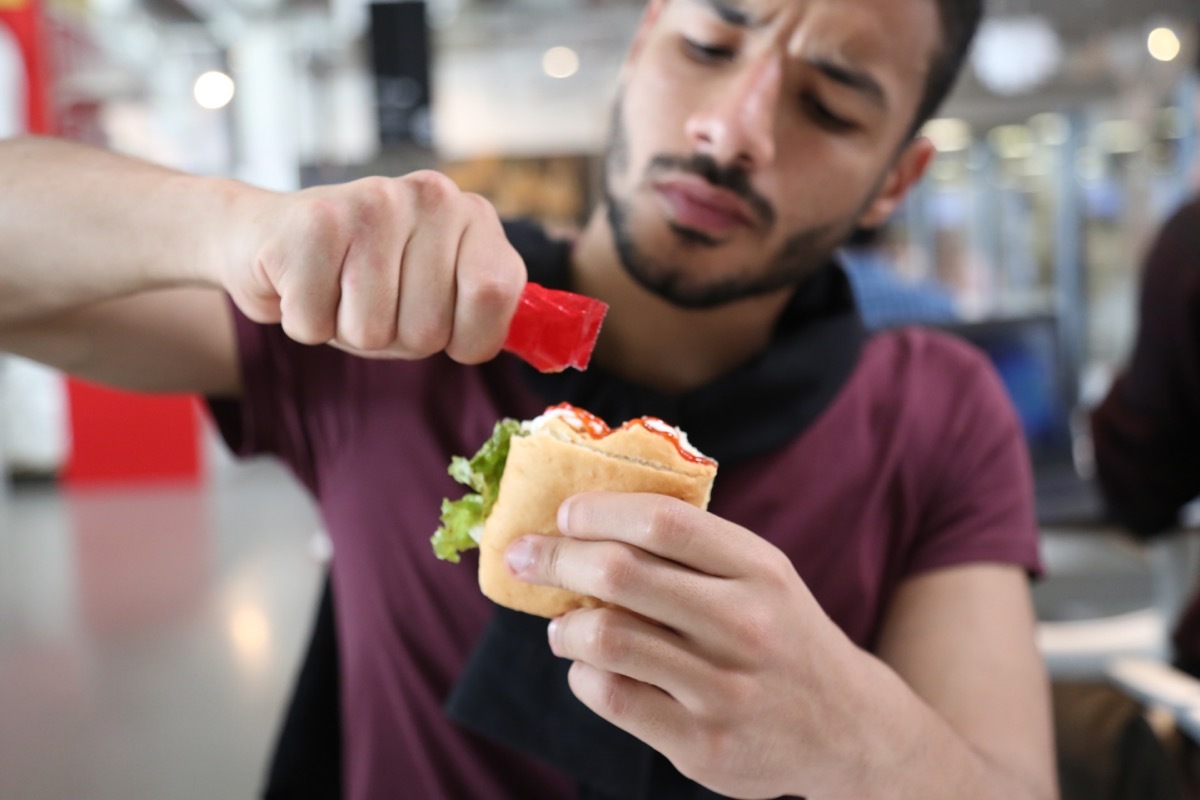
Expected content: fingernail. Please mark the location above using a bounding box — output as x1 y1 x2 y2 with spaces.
557 498 573 534
547 618 560 656
505 538 535 576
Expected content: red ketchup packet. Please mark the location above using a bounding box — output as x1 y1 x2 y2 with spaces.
502 283 608 373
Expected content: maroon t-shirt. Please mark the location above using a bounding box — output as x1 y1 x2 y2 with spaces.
210 309 1041 799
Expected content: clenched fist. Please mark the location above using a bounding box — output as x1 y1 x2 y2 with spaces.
217 171 526 364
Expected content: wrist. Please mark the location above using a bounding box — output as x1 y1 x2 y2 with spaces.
185 174 271 291
818 650 928 799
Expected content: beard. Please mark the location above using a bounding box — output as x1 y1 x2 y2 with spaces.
602 97 865 310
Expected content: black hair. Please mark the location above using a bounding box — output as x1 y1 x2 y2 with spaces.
845 225 884 248
911 0 985 136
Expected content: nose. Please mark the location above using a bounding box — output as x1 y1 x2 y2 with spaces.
684 53 782 172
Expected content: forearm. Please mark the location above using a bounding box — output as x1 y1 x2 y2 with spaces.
0 136 254 328
824 651 1054 800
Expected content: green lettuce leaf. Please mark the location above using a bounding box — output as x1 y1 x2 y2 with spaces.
430 418 521 562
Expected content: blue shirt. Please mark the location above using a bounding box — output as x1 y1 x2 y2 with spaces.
840 248 959 330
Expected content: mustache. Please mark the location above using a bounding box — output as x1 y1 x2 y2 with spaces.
645 153 776 229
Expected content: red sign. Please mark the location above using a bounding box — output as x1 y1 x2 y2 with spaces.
0 0 54 134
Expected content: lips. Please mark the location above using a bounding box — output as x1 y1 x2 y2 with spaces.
652 175 757 238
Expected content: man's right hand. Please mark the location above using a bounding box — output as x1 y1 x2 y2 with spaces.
219 170 527 365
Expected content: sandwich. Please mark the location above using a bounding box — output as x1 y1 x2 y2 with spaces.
431 403 718 618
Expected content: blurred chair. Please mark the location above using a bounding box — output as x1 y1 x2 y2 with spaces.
1042 523 1200 800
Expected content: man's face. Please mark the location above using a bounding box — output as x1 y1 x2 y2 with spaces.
604 0 940 308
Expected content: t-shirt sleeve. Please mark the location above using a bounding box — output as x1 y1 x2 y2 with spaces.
1090 201 1200 537
905 338 1043 579
205 301 356 493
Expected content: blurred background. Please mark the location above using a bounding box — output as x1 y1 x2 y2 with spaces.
1 0 1200 797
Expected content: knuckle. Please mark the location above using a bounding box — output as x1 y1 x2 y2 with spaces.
406 170 459 207
689 669 751 721
341 319 394 352
756 544 792 587
400 316 451 356
355 174 393 199
594 670 629 718
584 609 629 663
461 269 522 318
301 196 349 243
694 727 739 782
444 341 493 367
463 191 500 219
591 547 637 598
281 312 332 346
718 671 757 712
349 177 397 224
643 496 688 548
361 323 398 351
732 608 772 660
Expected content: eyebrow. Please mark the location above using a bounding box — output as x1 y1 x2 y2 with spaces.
808 57 888 110
699 0 759 28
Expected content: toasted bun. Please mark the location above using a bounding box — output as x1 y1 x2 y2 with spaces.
478 419 717 618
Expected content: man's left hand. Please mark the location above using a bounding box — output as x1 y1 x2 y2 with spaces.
504 492 870 800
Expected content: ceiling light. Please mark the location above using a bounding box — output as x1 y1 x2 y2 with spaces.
1160 107 1186 140
194 71 235 110
1148 27 1182 63
971 16 1063 96
988 125 1036 160
1030 112 1069 147
922 118 972 153
542 47 579 79
1095 120 1145 154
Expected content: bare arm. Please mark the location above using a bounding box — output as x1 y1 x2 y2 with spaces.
0 136 527 397
0 137 238 327
868 564 1057 799
0 137 248 394
1 289 241 396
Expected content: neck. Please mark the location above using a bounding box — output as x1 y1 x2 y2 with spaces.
569 207 794 394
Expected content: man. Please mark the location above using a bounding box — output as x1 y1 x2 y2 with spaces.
0 0 1056 797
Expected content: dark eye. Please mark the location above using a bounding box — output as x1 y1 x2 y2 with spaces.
803 95 856 132
683 37 736 64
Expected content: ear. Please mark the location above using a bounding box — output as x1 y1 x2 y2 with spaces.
856 137 936 230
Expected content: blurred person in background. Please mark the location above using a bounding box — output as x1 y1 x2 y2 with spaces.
1071 35 1200 800
1091 32 1200 682
1091 37 1200 563
0 0 1057 798
839 223 961 329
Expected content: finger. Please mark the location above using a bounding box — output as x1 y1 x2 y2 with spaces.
558 493 773 579
395 227 457 358
445 193 526 364
550 607 716 709
274 206 348 345
508 535 725 635
391 171 464 357
566 661 692 756
334 197 404 352
234 250 285 325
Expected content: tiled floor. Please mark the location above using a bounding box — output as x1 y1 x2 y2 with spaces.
0 460 324 800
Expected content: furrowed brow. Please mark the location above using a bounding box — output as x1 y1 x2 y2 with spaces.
697 0 760 28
